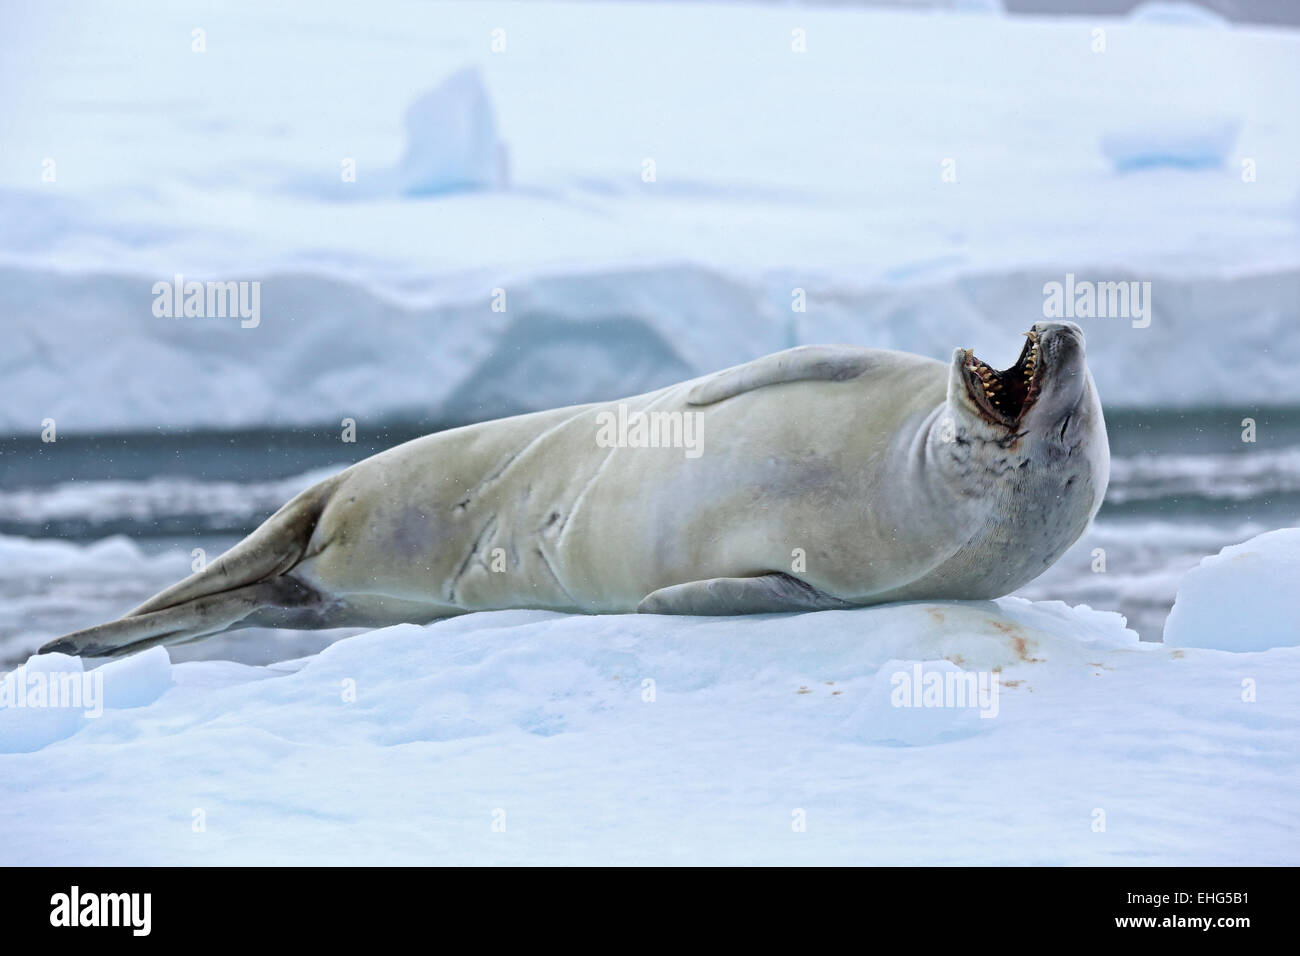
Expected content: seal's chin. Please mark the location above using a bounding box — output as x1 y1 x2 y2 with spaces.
961 329 1043 428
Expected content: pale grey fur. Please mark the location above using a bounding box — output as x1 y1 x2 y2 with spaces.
42 322 1107 657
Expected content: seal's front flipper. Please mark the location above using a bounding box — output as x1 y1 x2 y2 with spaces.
636 573 855 616
686 345 874 406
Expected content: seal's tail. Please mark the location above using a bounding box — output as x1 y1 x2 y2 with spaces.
38 474 343 659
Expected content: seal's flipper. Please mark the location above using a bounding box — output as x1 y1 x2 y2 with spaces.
126 473 342 619
39 578 322 658
686 345 874 406
636 573 855 616
37 472 344 658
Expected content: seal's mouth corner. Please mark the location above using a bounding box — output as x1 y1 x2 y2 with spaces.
961 328 1043 427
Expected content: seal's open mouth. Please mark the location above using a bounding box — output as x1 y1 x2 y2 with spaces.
962 329 1042 427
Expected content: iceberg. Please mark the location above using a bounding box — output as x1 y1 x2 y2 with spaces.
392 67 508 196
1164 527 1300 651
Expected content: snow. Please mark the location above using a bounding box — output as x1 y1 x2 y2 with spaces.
1100 116 1240 171
1164 528 1300 651
1 1 1297 434
0 654 89 754
850 659 997 746
1 596 1297 864
0 647 171 753
1128 2 1230 28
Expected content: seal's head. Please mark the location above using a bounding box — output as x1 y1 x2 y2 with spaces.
948 321 1094 443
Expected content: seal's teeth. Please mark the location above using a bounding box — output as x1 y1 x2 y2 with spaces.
1024 329 1041 366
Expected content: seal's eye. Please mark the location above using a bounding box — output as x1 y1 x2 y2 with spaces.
963 330 1042 426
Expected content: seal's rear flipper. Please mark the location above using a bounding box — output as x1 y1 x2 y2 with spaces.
636 573 855 616
126 472 342 618
37 473 343 658
39 578 322 658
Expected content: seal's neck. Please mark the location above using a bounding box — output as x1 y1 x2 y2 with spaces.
914 402 1031 495
892 401 1078 593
